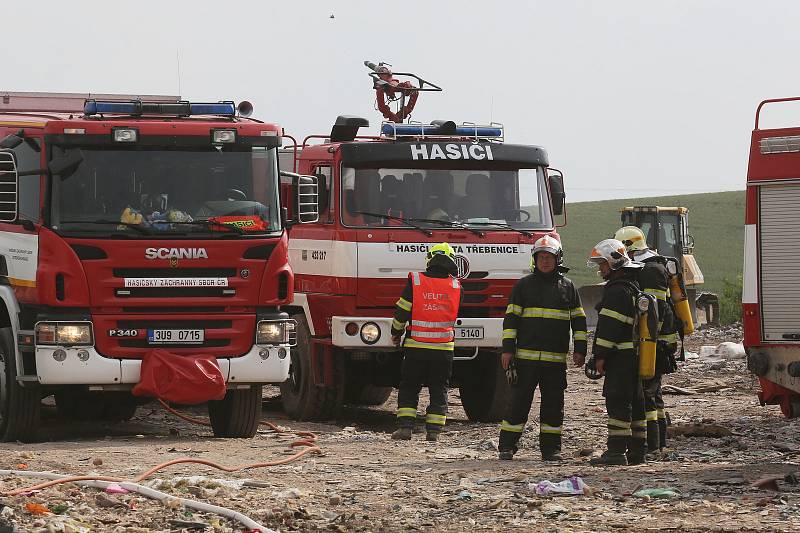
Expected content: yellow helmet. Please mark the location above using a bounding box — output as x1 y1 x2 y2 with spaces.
427 242 456 265
614 226 648 253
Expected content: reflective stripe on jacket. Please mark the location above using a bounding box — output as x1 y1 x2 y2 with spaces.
501 270 587 363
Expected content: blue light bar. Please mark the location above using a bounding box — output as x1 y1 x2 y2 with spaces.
84 101 138 115
83 100 236 117
381 123 503 138
189 102 236 116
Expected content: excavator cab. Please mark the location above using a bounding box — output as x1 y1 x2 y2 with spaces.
580 206 715 328
620 206 704 288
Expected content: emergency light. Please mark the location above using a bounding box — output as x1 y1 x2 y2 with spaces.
381 123 503 139
83 100 236 117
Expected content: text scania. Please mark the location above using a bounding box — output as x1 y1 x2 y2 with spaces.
410 144 494 161
145 248 209 260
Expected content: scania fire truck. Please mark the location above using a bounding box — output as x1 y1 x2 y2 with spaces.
277 64 567 421
0 92 318 441
744 97 800 418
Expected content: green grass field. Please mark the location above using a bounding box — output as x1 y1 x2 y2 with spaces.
556 190 746 295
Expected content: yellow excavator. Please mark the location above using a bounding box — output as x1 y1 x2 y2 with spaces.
579 206 713 328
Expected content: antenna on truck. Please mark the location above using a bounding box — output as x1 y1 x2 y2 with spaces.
364 61 442 123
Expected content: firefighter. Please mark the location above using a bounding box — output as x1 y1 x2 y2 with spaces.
586 239 647 466
614 226 678 454
498 235 587 461
390 242 462 442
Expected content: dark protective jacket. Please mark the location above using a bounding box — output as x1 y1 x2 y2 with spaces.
391 264 463 351
592 269 640 360
501 269 587 364
636 255 678 347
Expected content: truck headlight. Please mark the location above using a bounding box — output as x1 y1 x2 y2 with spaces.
212 129 237 144
256 320 297 346
360 322 381 345
35 322 93 346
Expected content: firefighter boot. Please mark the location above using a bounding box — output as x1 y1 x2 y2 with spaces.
626 437 647 465
498 447 517 460
590 437 628 466
658 418 668 450
499 426 523 460
391 427 413 440
540 432 563 461
426 430 440 442
647 420 660 451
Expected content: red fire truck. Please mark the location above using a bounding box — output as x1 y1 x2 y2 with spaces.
744 97 800 418
0 92 318 442
277 65 567 421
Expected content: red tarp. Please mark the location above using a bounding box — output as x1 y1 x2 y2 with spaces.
132 349 226 404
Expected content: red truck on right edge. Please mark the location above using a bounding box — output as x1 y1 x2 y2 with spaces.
745 97 800 418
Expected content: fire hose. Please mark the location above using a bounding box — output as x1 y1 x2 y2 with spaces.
1 399 323 531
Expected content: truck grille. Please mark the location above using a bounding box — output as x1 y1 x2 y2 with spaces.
116 319 232 329
98 317 244 353
113 267 237 278
115 287 235 298
119 338 231 349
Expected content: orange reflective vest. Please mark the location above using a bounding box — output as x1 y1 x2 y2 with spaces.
408 271 461 346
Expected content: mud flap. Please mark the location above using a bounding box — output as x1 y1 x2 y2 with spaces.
758 377 800 418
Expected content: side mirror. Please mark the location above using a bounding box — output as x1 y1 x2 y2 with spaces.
48 149 84 179
0 150 18 222
548 170 565 216
280 171 319 224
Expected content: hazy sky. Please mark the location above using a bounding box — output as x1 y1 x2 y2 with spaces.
4 1 800 202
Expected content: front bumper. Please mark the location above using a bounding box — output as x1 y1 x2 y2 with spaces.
331 316 503 349
34 344 291 386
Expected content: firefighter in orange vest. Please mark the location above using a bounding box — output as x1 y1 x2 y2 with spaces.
391 242 462 442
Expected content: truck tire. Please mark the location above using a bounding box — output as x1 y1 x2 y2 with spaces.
208 385 262 438
0 327 40 442
280 315 343 420
345 382 393 406
458 351 510 422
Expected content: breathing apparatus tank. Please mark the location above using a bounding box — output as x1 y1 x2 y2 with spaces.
637 293 659 379
666 257 695 335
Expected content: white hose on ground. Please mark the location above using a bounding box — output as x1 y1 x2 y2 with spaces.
0 469 272 533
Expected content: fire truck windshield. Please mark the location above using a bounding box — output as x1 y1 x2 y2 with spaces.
341 166 552 230
50 146 281 237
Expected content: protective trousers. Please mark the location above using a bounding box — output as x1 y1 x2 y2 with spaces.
602 354 646 457
499 362 566 457
643 373 665 452
395 348 453 434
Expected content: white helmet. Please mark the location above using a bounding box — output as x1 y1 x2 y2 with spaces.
530 235 562 271
587 238 641 270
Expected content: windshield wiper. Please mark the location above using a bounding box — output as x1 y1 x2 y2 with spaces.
404 217 485 237
60 220 152 235
168 220 245 235
354 211 432 236
464 221 533 237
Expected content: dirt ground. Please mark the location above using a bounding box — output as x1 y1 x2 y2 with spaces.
2 324 799 533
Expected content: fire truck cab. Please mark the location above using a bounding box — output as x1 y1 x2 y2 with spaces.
279 117 566 421
0 92 318 442
744 97 800 418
